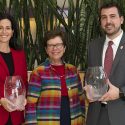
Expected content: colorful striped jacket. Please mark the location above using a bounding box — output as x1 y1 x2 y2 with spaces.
25 58 85 125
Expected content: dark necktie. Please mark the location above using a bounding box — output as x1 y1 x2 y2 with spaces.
104 41 113 77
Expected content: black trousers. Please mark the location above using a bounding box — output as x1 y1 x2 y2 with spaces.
60 96 71 125
6 114 13 125
97 104 110 125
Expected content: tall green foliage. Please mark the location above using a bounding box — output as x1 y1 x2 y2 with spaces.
0 0 125 70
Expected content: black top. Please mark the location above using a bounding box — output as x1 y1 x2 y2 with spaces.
0 52 14 75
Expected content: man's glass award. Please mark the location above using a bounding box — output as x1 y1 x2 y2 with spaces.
85 66 108 101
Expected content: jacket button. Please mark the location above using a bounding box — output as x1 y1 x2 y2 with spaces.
68 88 71 90
70 99 73 102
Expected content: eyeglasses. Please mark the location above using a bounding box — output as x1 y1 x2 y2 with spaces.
47 43 64 49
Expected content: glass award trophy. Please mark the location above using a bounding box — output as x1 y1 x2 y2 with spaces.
4 76 26 110
85 66 108 101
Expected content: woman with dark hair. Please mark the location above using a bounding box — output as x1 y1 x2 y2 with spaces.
25 29 85 125
0 12 27 125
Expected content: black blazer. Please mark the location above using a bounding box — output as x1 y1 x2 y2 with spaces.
86 33 125 125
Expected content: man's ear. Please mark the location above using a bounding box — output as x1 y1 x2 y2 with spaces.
121 16 124 24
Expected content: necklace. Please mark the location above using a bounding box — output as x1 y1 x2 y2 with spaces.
50 64 65 78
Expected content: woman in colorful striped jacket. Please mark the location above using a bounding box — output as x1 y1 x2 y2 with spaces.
25 29 85 125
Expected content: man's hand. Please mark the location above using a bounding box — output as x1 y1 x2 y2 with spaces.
99 79 119 102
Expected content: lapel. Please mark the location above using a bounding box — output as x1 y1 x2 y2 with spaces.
10 48 16 75
110 33 125 76
98 37 105 65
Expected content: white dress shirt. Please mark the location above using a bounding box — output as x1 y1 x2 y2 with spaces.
102 30 123 68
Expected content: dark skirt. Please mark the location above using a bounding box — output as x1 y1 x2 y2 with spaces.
60 96 71 125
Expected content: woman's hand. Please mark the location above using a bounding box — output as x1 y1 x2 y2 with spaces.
16 99 27 111
0 98 16 112
0 98 27 112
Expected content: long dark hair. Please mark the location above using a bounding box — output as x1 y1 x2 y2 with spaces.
0 12 22 50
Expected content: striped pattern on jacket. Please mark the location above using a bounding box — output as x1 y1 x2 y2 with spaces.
25 58 85 125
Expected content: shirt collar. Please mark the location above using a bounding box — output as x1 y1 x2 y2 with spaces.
105 30 123 47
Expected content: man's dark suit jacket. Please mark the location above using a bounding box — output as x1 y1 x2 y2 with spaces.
86 33 125 125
